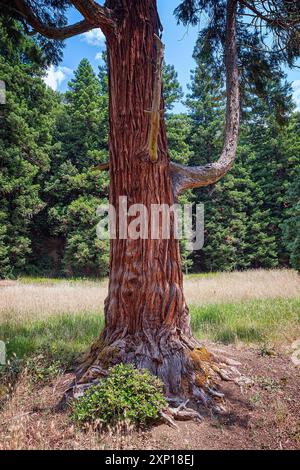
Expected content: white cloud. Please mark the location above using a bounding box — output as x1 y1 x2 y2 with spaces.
43 65 73 91
95 52 103 61
81 29 105 46
292 80 300 110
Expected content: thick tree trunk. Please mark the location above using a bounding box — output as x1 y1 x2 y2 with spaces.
76 0 199 396
75 0 238 402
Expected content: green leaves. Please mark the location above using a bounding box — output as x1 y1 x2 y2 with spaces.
176 0 299 122
282 169 300 272
163 63 184 112
40 59 110 277
72 364 167 426
186 39 291 272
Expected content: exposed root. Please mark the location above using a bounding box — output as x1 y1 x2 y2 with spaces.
60 332 245 421
159 410 178 429
160 399 202 428
170 408 203 422
169 401 203 423
192 385 210 407
208 388 225 399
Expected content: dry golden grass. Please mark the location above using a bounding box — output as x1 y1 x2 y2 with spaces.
0 270 299 325
0 270 299 450
184 269 300 306
1 344 300 450
0 372 104 450
0 281 107 324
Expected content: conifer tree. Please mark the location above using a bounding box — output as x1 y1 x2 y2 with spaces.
282 113 300 271
244 88 296 266
2 0 299 402
44 58 110 277
0 18 59 278
186 35 292 272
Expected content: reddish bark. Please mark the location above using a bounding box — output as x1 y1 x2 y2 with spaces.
77 0 195 396
12 0 241 401
75 0 240 399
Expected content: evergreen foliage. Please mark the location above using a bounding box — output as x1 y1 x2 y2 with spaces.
39 58 110 277
0 18 59 278
186 38 298 272
0 11 299 277
72 364 167 426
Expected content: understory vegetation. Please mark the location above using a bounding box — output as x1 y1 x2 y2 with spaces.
72 364 167 426
1 298 299 367
0 270 299 436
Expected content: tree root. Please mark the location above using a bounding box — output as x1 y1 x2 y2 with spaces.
159 399 203 429
159 410 178 429
58 332 247 421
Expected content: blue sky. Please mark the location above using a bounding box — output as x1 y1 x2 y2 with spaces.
44 0 300 112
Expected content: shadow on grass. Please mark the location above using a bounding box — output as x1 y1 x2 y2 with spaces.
215 326 264 345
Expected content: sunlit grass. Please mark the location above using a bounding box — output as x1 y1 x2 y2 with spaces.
1 314 104 365
1 270 299 323
1 299 299 364
0 270 299 364
19 276 103 285
191 298 300 345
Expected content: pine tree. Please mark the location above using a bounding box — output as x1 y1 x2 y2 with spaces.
163 63 184 113
42 59 110 277
0 18 59 278
2 0 300 397
282 173 300 271
282 113 300 271
63 58 108 169
186 39 279 272
244 90 297 266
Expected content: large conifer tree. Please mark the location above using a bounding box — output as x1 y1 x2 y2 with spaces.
1 0 299 404
0 17 59 278
43 58 110 277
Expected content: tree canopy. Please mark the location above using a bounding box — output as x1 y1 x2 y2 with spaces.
1 1 299 277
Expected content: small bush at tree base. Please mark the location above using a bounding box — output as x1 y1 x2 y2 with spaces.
72 364 167 426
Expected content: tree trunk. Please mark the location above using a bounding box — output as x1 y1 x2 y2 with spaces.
75 0 200 396
76 0 235 401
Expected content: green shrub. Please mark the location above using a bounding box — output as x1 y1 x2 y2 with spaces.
25 354 62 385
72 364 167 426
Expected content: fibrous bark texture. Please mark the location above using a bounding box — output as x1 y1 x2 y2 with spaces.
77 0 194 397
73 0 240 403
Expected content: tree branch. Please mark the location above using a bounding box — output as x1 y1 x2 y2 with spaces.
70 0 116 37
94 163 110 171
170 0 240 196
238 0 300 30
11 0 94 39
12 0 115 40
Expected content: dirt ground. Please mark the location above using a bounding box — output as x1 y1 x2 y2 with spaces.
0 342 299 450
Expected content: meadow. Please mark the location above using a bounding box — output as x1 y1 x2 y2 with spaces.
0 269 299 450
0 269 299 364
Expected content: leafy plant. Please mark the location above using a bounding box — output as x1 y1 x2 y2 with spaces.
25 354 62 385
72 364 167 426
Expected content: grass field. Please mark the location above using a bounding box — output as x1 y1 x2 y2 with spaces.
1 269 300 450
0 269 299 363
